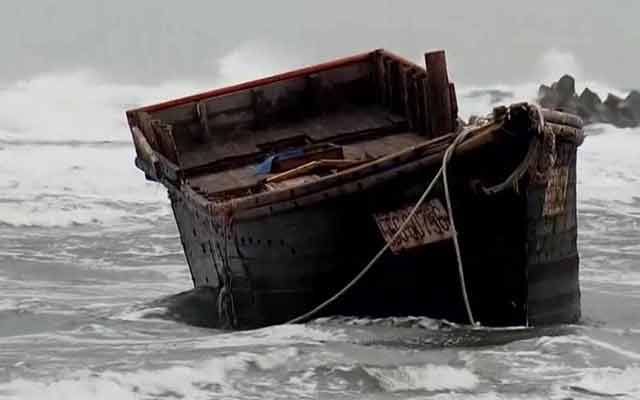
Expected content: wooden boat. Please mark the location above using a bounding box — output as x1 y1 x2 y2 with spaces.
125 49 584 329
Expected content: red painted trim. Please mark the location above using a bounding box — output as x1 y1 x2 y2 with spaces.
130 50 381 114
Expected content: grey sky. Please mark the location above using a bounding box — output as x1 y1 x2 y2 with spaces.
1 0 638 88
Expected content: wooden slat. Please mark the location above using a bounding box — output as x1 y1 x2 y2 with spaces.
418 77 430 135
449 82 459 126
375 53 387 106
149 62 372 127
399 66 413 130
384 58 394 112
196 101 211 140
266 159 365 184
138 112 160 150
411 72 425 133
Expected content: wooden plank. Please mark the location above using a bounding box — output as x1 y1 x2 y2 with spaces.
196 101 211 140
151 120 179 164
149 62 373 127
266 159 366 184
412 75 425 133
375 53 387 106
425 50 454 137
418 77 430 135
399 66 413 130
178 106 401 173
138 111 160 150
449 82 458 126
384 58 394 112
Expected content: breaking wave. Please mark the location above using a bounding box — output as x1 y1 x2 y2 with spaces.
0 348 301 400
567 366 640 398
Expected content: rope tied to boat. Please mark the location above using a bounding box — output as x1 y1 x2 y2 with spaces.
285 103 560 327
481 103 548 195
285 114 515 326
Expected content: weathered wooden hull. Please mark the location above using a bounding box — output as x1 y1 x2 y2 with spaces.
125 48 582 329
169 124 581 329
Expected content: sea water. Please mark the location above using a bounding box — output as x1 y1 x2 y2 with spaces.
0 54 639 399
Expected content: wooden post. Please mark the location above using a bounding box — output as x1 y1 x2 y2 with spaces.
425 50 454 137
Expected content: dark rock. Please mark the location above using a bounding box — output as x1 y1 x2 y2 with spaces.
623 90 640 121
577 88 603 124
578 88 602 110
537 75 640 128
555 75 576 103
538 84 559 109
603 94 637 128
603 93 623 108
602 94 625 126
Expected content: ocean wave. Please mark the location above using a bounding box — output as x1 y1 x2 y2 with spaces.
538 335 640 362
313 315 452 330
0 347 305 400
193 323 347 349
577 127 640 204
110 306 173 324
363 364 479 393
566 366 640 399
0 143 171 228
0 70 201 143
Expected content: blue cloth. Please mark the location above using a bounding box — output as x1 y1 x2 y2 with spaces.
255 148 305 175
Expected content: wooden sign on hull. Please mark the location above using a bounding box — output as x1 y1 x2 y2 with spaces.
373 199 453 253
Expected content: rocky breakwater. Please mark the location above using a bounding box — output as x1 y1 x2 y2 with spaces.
539 75 640 128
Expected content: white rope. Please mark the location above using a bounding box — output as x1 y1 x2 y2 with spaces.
286 126 479 326
286 167 445 324
442 130 477 325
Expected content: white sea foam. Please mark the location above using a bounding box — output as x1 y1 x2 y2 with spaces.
112 306 172 323
0 52 297 228
214 39 304 87
0 347 302 400
0 70 200 229
0 71 200 143
577 126 640 204
426 393 549 400
0 144 171 228
364 364 479 392
0 299 18 311
194 323 346 349
538 335 640 362
566 366 640 399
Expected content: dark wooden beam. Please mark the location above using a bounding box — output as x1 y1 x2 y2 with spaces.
425 50 454 138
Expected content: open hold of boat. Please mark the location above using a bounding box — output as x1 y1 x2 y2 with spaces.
125 49 584 329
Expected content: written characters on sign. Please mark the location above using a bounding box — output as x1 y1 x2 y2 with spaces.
373 199 453 253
